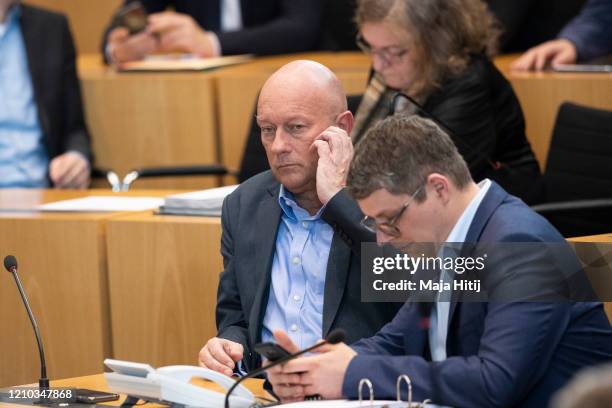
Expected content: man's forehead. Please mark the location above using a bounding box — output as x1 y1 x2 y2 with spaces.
359 189 409 216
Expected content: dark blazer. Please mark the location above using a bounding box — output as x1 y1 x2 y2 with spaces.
342 182 612 407
216 171 402 371
420 56 541 204
19 5 91 162
103 0 321 56
559 0 612 61
487 0 587 52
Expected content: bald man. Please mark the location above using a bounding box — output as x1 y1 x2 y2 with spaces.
198 60 401 375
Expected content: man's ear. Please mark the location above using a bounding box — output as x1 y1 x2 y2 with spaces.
427 173 450 204
336 110 354 135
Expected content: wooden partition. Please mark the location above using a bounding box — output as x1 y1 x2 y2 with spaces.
24 0 122 54
0 189 183 387
568 233 612 322
106 213 223 367
495 56 612 169
78 56 221 190
0 190 114 387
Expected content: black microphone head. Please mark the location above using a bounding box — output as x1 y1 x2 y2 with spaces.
4 255 17 273
326 329 346 344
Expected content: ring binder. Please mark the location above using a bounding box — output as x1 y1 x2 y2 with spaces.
351 375 431 408
358 378 374 406
396 375 412 406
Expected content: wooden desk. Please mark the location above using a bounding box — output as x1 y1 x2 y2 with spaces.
215 52 371 179
0 190 183 388
568 233 612 322
0 373 267 407
105 212 223 367
495 55 612 169
78 55 221 190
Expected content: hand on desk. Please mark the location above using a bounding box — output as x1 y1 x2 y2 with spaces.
198 337 244 376
147 11 217 58
107 27 158 63
49 151 90 189
511 39 578 71
267 330 357 403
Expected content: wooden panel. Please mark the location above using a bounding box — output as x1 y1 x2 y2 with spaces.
24 0 122 54
0 189 187 387
215 52 371 176
495 55 612 169
106 213 223 367
568 233 612 323
78 56 220 190
0 213 111 387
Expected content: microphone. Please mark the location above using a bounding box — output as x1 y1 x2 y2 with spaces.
224 329 346 408
4 255 50 391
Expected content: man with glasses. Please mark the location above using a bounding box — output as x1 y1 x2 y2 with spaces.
266 115 612 407
197 60 401 375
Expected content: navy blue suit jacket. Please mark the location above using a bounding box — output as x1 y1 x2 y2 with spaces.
559 0 612 61
342 182 612 407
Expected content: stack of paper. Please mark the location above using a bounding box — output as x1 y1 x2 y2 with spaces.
118 54 252 72
37 196 165 212
159 185 238 217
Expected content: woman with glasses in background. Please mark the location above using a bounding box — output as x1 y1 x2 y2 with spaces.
352 0 542 204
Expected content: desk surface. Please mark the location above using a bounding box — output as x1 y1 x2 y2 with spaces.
0 374 267 407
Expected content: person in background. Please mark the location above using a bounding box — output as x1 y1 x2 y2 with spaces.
102 0 321 63
0 0 91 189
351 0 542 204
197 60 400 375
512 0 612 71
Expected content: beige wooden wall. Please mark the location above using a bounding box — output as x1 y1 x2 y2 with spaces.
24 0 122 54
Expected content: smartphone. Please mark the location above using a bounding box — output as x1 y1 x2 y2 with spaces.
255 342 291 362
112 1 148 35
75 388 120 404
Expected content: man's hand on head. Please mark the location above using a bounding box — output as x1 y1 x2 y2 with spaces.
313 126 354 205
198 337 244 376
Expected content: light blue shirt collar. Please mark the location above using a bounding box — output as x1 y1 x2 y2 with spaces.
445 179 492 244
278 185 326 222
0 3 20 38
429 179 492 363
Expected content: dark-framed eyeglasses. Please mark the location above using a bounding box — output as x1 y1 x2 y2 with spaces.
360 186 423 237
356 34 410 66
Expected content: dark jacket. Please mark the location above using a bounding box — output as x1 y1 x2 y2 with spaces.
343 182 612 407
19 5 91 162
487 0 587 52
216 171 402 370
102 0 321 57
558 0 612 61
421 55 541 202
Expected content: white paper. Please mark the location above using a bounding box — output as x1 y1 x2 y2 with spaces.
37 196 165 212
164 185 238 210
